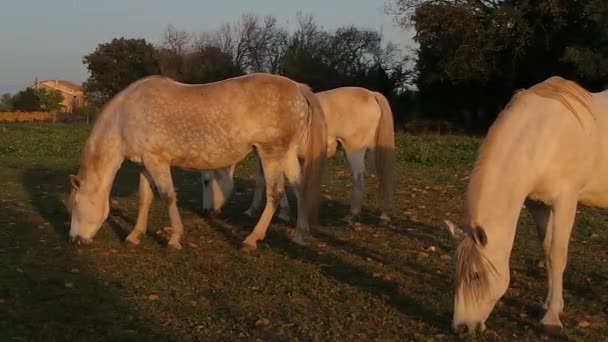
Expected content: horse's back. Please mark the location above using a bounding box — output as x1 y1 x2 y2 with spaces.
317 87 381 150
115 73 310 170
480 78 602 203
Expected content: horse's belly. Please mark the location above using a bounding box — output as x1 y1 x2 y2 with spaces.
171 145 252 171
579 189 608 209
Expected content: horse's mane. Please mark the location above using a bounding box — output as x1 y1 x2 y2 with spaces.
526 76 594 127
454 235 497 305
467 76 593 218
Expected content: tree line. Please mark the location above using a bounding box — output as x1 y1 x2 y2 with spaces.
80 13 416 125
391 0 608 130
6 2 605 131
0 87 65 113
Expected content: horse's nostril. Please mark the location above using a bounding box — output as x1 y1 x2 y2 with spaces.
71 236 83 245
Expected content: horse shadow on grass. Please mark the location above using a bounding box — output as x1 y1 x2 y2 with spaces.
204 197 454 332
21 163 143 239
22 163 201 246
8 170 175 341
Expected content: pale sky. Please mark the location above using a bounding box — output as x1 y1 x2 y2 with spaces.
0 0 414 94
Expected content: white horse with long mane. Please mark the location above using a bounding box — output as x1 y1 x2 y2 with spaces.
67 73 327 251
200 86 395 224
444 76 608 334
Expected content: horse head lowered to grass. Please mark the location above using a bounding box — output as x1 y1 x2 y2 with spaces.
67 73 327 251
444 76 608 334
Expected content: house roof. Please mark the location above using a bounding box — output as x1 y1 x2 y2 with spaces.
35 79 83 91
29 79 85 97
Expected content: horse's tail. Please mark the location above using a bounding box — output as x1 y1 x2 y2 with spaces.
298 83 328 224
372 92 395 219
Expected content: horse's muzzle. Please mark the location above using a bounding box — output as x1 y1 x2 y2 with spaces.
453 322 485 335
70 235 93 245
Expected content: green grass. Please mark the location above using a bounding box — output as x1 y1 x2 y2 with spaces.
0 123 606 341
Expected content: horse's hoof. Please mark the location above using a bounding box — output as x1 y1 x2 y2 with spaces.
124 234 141 246
168 239 183 250
340 215 355 225
241 241 257 252
277 213 290 223
541 324 563 336
291 235 307 246
244 209 256 218
379 213 391 222
208 209 220 218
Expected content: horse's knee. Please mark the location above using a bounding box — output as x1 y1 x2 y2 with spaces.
269 190 285 208
354 172 365 188
160 190 177 205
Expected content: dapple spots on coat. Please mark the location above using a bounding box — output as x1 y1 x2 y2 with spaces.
69 73 328 252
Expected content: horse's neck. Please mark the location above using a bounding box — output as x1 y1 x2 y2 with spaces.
467 164 528 262
79 119 124 198
466 116 533 259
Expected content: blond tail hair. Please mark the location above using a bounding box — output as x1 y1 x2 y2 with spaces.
373 92 395 217
298 84 328 224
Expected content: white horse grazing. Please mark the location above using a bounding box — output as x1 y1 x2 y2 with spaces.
201 86 395 223
444 76 608 334
67 73 327 251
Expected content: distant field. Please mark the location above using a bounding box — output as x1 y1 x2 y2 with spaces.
0 123 606 341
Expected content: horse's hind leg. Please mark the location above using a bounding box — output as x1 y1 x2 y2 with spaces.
277 191 290 222
525 199 554 310
244 157 265 217
245 157 290 222
126 170 155 245
242 152 284 251
143 157 184 250
283 150 307 245
342 148 366 224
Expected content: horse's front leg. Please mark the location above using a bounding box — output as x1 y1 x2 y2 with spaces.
143 156 184 250
525 199 554 310
541 196 577 333
126 170 155 245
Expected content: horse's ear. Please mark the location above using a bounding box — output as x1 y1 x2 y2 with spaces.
444 220 466 240
70 174 81 190
472 226 488 247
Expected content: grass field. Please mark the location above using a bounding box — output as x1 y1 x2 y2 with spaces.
0 123 606 341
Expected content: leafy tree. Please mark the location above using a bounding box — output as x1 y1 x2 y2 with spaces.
11 87 65 112
389 0 608 129
33 88 64 112
157 25 243 84
186 46 243 83
12 88 41 111
278 14 406 94
82 38 160 104
0 93 13 111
